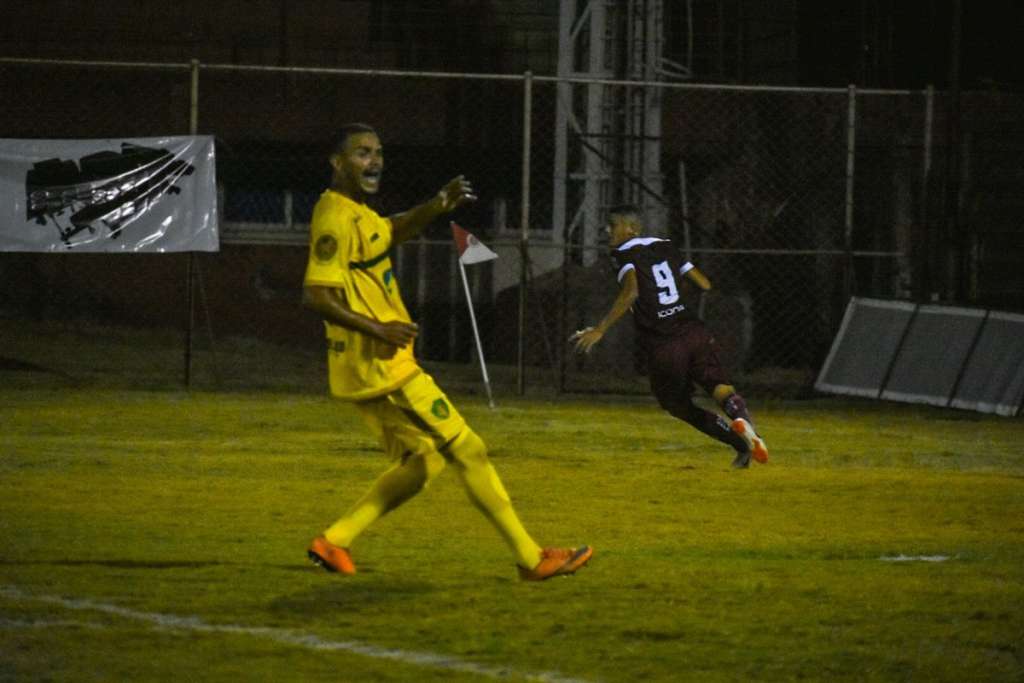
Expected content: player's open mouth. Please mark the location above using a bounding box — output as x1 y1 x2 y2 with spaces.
363 170 381 188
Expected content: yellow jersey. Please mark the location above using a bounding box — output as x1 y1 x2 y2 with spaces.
303 190 420 400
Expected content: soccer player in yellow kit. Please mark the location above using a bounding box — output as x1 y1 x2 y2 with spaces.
302 123 592 581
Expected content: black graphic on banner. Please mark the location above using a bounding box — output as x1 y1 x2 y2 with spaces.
25 142 195 246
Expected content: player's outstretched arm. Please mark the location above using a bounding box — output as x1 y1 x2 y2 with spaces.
390 175 478 246
303 285 418 347
685 265 712 291
569 269 638 354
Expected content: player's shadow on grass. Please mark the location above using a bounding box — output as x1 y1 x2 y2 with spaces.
0 558 331 572
270 577 437 615
0 559 226 570
0 558 432 575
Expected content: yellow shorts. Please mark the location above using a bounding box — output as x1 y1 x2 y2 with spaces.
354 372 467 460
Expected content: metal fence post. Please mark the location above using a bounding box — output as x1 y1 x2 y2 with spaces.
843 84 857 304
184 58 200 388
920 85 935 300
189 59 199 134
517 71 533 396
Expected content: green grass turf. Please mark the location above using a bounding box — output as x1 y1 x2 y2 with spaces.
1 335 1023 681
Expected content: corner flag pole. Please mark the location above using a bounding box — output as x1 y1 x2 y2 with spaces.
458 258 495 409
451 222 498 409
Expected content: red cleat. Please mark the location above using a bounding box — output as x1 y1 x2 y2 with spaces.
307 535 356 575
517 546 593 581
731 418 768 463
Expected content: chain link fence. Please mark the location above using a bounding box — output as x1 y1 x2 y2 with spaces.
2 57 1020 398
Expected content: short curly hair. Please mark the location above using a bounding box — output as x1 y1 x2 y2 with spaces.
607 204 642 221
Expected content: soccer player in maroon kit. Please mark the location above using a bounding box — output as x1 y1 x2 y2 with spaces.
570 204 769 468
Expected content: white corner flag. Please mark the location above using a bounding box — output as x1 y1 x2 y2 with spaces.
451 222 497 408
452 221 498 265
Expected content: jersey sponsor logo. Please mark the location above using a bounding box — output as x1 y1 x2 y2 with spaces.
328 340 346 353
370 232 380 242
657 303 687 319
314 234 338 263
430 398 450 420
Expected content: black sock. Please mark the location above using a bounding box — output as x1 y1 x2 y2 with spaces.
691 409 748 452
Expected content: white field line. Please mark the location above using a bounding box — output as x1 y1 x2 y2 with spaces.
878 554 952 562
1 585 593 683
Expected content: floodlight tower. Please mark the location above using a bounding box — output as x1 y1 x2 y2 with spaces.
554 0 685 265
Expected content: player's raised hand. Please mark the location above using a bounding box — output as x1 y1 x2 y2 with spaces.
569 326 603 354
436 175 478 212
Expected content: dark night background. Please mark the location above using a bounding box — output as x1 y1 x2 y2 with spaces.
795 0 1023 90
1 1 1021 90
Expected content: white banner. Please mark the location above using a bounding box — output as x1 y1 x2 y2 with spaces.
0 136 218 252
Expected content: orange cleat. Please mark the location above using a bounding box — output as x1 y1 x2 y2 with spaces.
307 535 356 575
517 546 593 581
731 418 768 464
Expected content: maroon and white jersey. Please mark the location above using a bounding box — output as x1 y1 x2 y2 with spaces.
611 237 701 340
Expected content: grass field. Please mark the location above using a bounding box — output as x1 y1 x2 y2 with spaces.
2 323 1023 681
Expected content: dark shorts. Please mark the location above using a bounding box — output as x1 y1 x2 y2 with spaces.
646 322 730 408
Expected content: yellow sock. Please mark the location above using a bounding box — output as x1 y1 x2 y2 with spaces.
446 430 543 569
324 451 443 547
712 384 736 404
